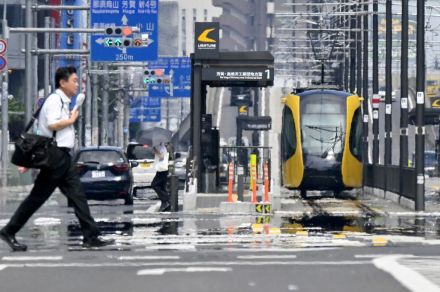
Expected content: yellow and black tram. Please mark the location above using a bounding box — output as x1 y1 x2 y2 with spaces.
281 89 363 198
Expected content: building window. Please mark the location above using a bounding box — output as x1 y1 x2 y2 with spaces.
204 9 208 21
193 8 197 22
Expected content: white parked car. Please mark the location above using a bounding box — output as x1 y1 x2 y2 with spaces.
126 142 156 196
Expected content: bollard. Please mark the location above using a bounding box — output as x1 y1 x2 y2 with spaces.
237 166 244 202
227 162 234 202
169 175 179 212
251 163 257 203
263 162 269 203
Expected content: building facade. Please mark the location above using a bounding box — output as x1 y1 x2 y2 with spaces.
212 0 274 51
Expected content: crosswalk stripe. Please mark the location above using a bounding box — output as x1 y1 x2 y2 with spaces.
237 255 297 259
116 256 180 260
1 256 63 261
137 267 232 276
373 255 440 292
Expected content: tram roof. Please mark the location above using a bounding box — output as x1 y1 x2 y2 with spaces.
295 88 352 98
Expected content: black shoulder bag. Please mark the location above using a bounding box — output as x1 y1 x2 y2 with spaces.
11 96 62 169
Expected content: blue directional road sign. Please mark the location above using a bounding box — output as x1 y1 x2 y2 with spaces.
130 107 161 122
147 57 191 98
91 0 158 62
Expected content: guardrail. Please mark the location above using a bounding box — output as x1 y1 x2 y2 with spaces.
364 164 417 201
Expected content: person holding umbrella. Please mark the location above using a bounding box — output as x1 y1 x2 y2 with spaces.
152 142 171 212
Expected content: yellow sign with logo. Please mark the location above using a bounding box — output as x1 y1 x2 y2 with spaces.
198 28 216 43
239 106 248 114
195 22 219 59
432 98 440 108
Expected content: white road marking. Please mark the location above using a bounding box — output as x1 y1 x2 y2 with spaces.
400 257 440 288
226 247 340 252
355 254 412 259
1 256 63 261
237 255 297 259
373 255 440 292
137 267 232 276
33 217 62 226
145 244 196 251
0 265 6 271
116 256 180 261
0 260 369 269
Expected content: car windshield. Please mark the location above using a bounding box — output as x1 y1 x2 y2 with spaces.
77 150 124 164
425 153 437 167
412 152 438 167
127 145 154 160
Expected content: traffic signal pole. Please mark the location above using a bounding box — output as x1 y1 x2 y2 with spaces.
24 0 33 124
44 17 51 97
415 0 425 211
1 18 8 187
372 0 379 164
385 0 392 166
400 0 409 168
362 1 369 164
101 64 109 145
356 1 362 96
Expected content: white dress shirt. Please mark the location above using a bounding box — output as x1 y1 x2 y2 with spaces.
38 89 75 149
154 144 169 172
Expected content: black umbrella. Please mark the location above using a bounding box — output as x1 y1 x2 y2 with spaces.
137 127 172 147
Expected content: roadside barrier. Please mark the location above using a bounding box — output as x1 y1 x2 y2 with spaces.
251 162 257 203
263 162 269 203
227 162 234 202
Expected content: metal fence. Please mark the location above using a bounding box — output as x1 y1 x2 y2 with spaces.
364 164 416 200
219 146 272 188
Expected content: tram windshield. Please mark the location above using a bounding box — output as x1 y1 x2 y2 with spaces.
301 93 346 158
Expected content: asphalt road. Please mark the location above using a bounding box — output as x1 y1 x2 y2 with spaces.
1 186 440 292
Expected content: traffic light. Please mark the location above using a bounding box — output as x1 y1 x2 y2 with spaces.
143 69 164 84
104 26 134 47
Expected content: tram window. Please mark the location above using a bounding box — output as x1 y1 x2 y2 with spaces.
304 103 342 114
349 108 362 160
282 106 296 161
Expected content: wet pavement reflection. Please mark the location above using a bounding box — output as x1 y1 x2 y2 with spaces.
1 188 440 253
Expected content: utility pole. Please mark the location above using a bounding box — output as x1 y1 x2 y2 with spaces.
1 0 9 187
400 0 409 168
415 0 425 211
356 1 362 96
44 17 51 97
384 0 392 166
24 0 33 124
372 0 379 164
92 70 99 145
349 1 356 93
362 0 369 164
101 64 109 145
32 6 37 107
117 66 124 147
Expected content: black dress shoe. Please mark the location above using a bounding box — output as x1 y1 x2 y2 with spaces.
159 201 171 212
82 237 115 248
0 230 27 252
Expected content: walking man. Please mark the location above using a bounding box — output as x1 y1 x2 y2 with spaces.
0 66 114 251
152 142 171 212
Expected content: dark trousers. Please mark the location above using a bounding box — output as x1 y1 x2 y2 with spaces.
151 171 169 203
2 149 100 240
